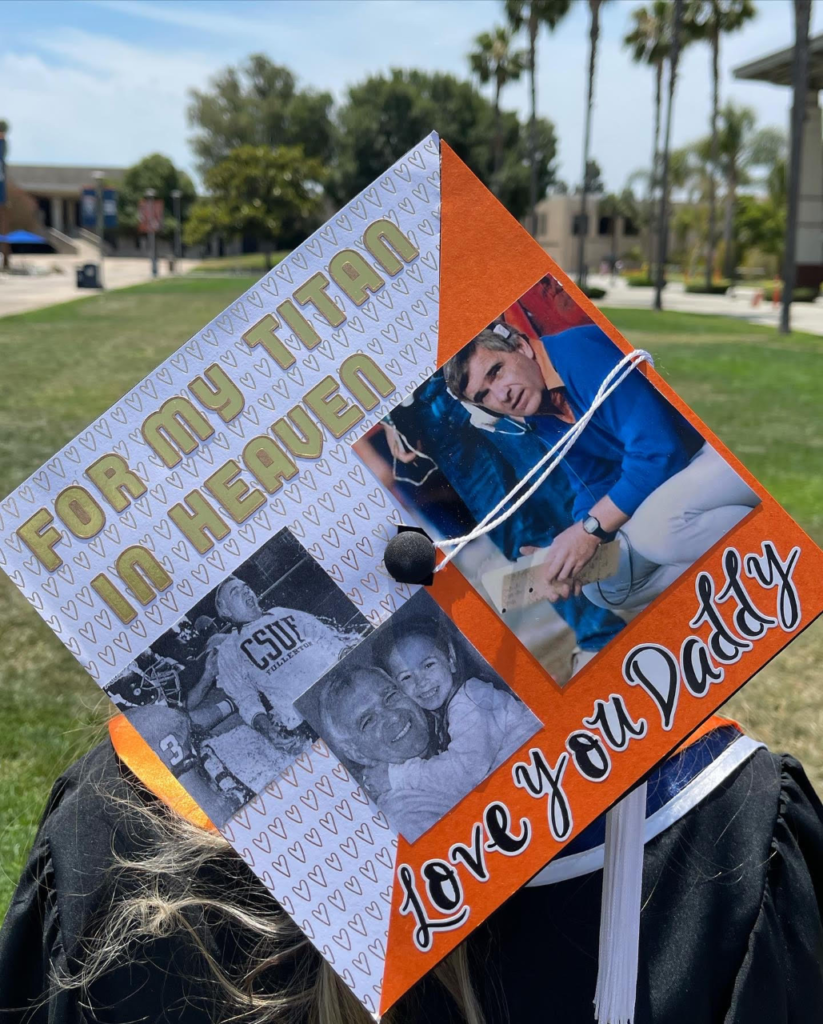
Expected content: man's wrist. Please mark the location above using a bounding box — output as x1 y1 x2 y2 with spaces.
580 513 612 542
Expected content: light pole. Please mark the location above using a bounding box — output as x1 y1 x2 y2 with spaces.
0 123 9 272
171 188 182 270
92 169 105 289
144 188 158 278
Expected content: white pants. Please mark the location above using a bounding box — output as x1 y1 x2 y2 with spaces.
583 443 759 611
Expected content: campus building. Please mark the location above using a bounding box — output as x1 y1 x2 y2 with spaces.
734 33 823 288
530 193 645 273
8 164 126 238
7 162 242 260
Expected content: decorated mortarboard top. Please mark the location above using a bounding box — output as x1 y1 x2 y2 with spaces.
2 131 822 1020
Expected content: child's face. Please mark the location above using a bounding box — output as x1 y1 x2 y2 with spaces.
387 635 457 711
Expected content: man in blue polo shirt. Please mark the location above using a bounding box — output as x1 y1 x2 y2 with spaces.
443 321 759 611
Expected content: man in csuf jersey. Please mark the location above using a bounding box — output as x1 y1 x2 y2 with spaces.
188 576 353 756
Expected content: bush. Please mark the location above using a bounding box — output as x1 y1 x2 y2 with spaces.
761 285 819 303
625 273 661 287
582 285 607 299
684 281 730 295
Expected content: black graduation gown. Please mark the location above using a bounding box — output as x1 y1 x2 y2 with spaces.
2 738 823 1023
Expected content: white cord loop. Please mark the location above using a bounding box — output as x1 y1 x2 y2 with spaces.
434 348 653 570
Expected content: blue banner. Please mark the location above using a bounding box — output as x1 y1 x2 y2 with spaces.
103 189 118 229
81 187 97 228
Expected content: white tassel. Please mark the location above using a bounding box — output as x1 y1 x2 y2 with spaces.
594 782 647 1024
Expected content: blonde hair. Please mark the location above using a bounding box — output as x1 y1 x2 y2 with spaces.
63 764 486 1024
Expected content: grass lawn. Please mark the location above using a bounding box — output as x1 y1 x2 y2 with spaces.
191 251 290 274
0 282 822 916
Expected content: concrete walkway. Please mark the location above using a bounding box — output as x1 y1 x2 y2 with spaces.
586 274 823 337
3 253 822 338
0 243 198 319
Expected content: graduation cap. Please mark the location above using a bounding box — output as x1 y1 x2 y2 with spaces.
3 134 822 1022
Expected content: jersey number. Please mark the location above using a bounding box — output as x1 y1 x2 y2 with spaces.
159 732 185 766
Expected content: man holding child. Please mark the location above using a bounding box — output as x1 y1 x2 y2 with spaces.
306 600 540 843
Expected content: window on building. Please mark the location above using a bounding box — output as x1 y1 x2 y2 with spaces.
537 212 548 236
624 217 640 237
598 216 613 236
572 213 588 236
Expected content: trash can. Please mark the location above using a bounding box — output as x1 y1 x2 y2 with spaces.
76 263 101 289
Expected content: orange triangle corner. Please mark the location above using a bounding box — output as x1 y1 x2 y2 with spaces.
437 141 554 365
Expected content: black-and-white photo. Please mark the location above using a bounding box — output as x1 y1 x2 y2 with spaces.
105 528 370 827
295 590 542 843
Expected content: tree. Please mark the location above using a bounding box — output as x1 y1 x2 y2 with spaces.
694 104 784 279
781 0 812 334
655 0 686 310
118 154 196 242
469 27 527 195
691 1 757 290
334 69 558 219
669 147 712 272
184 145 326 267
505 0 572 233
574 159 606 194
600 187 640 268
624 1 674 268
737 144 786 268
576 0 611 286
735 190 785 272
187 55 335 175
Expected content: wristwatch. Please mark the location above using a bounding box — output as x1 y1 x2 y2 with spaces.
581 513 611 541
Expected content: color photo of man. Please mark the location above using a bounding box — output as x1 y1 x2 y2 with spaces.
443 320 759 612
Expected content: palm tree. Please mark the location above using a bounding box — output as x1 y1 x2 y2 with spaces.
576 0 611 287
469 27 527 195
695 104 784 280
505 0 572 234
691 1 757 288
669 147 710 273
624 1 672 270
654 0 686 310
781 0 812 335
735 152 787 275
600 187 640 272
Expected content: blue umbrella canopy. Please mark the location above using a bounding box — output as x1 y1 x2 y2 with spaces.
0 230 49 244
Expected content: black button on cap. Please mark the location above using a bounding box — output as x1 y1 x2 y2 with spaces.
384 529 436 585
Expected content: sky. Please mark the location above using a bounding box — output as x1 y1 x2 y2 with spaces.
2 0 821 192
